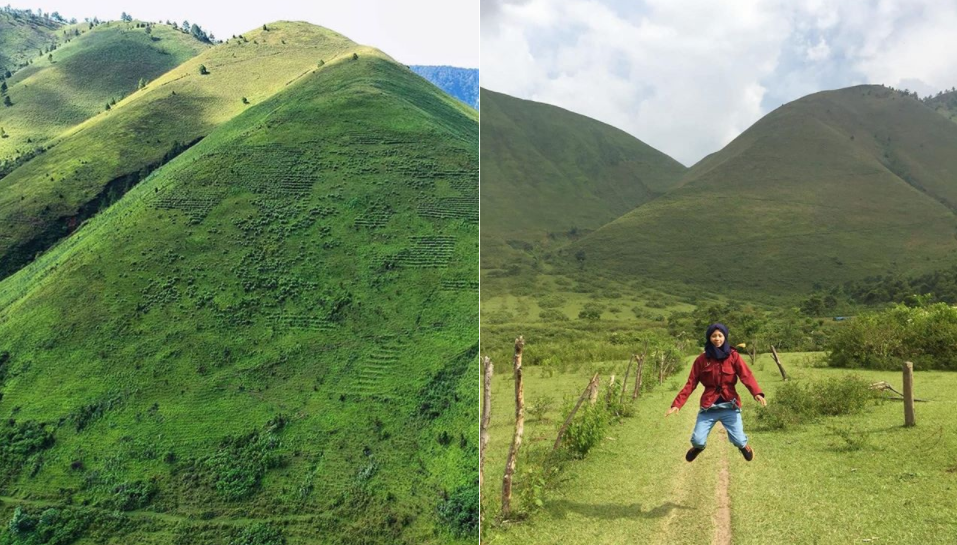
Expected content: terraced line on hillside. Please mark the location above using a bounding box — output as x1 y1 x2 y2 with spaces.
0 495 318 526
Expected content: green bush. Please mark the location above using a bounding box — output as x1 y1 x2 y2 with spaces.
438 484 478 538
826 303 957 369
755 375 879 430
537 294 566 309
229 523 286 545
538 309 568 322
4 505 93 545
563 404 607 458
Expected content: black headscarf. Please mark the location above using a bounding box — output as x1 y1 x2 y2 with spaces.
705 323 732 361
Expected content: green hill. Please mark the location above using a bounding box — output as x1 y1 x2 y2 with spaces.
0 20 209 161
0 8 61 74
568 84 957 296
0 40 477 545
926 88 957 124
479 88 687 269
0 21 355 281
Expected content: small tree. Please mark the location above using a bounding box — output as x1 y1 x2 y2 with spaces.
138 78 146 89
3 96 11 107
352 52 359 60
1 127 7 138
1 81 7 94
263 24 268 31
241 97 249 104
318 60 324 67
199 64 209 75
575 249 586 269
105 102 110 111
47 53 53 62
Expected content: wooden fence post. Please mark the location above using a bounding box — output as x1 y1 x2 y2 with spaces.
770 345 788 380
632 351 645 399
619 356 633 404
480 356 493 491
903 361 915 427
553 373 600 451
501 336 525 519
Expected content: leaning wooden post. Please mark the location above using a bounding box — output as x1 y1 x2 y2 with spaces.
553 373 600 451
770 345 788 381
619 357 633 404
479 356 493 491
903 361 915 427
501 336 525 519
632 351 646 399
588 377 599 405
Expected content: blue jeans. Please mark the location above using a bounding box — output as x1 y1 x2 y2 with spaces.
691 405 748 449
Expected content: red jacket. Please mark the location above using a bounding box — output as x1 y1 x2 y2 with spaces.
671 349 763 410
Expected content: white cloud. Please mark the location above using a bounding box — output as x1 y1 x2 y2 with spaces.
482 0 957 165
806 37 830 61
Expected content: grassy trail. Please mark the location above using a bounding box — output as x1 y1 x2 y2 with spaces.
482 353 957 544
483 364 729 545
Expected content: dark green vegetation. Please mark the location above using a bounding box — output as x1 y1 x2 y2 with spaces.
0 22 355 281
826 302 957 370
0 20 208 162
410 66 478 110
566 85 957 296
0 29 477 545
479 88 687 270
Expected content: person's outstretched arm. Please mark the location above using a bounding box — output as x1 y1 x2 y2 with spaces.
666 355 701 416
735 352 767 406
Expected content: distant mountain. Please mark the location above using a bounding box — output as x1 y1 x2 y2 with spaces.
480 88 687 268
568 85 957 296
0 22 355 280
0 20 209 162
411 65 478 109
0 24 477 544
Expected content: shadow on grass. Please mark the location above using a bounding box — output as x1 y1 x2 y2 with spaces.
545 500 692 520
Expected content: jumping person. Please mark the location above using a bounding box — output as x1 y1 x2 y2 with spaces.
665 323 767 462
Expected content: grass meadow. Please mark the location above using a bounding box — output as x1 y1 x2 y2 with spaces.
481 348 957 544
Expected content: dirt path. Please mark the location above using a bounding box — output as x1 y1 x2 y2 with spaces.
712 426 732 545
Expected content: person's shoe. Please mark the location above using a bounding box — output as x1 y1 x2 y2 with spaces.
685 447 704 462
739 445 754 462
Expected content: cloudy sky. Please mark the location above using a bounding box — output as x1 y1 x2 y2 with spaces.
482 0 957 166
7 0 479 67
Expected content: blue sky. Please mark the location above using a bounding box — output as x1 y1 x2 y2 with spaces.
482 0 957 165
7 0 479 67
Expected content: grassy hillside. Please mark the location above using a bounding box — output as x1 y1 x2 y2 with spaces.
0 46 477 545
0 21 356 281
567 85 957 296
410 66 478 109
0 20 209 161
0 9 61 73
926 88 957 124
479 88 687 269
